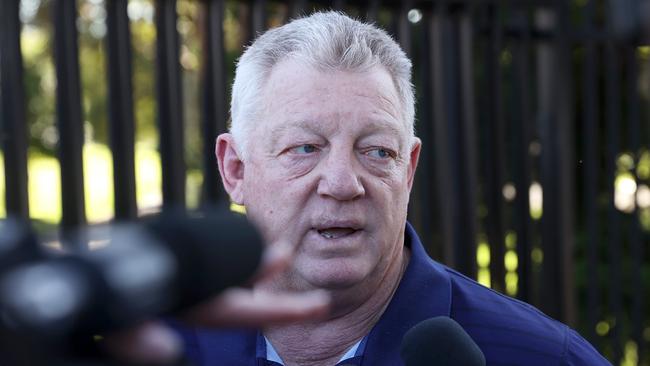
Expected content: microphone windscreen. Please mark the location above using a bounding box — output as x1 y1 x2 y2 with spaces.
0 210 265 337
0 218 41 270
144 210 264 308
400 317 485 366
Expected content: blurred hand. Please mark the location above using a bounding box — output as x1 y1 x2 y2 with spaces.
102 242 330 365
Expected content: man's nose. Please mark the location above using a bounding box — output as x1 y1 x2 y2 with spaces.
316 150 365 201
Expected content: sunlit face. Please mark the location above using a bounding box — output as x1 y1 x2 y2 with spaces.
228 59 420 292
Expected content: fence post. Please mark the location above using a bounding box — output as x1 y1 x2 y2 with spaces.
106 0 138 220
536 3 575 326
155 0 186 209
0 0 30 221
53 0 87 246
200 0 229 208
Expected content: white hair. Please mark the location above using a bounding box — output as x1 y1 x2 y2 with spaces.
230 11 415 160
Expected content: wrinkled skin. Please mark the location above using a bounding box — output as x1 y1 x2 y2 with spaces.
217 58 421 309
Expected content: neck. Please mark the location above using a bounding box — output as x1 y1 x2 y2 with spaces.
263 247 410 366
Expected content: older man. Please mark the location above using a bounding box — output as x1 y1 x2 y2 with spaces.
166 11 609 366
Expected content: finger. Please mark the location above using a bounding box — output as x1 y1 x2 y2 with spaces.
248 241 293 283
183 288 330 328
102 321 182 365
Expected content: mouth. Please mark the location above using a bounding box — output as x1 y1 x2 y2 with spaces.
316 227 360 239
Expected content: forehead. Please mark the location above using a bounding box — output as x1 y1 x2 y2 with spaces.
258 59 406 137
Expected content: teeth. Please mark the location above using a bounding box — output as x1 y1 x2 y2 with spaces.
317 228 356 239
321 231 335 239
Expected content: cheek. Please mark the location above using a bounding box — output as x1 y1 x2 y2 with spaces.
244 161 311 203
242 168 271 202
369 177 411 228
242 164 311 235
241 166 279 222
373 171 410 201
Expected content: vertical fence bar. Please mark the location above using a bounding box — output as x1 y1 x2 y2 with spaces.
155 0 186 209
200 0 228 208
536 2 575 324
430 2 455 267
0 0 30 221
581 0 600 345
604 32 623 364
410 6 438 258
106 0 138 220
510 4 533 302
537 6 559 320
430 1 478 277
454 4 479 278
555 0 576 327
251 0 267 38
481 2 506 293
625 43 645 363
53 0 87 243
556 0 576 327
364 0 380 23
332 0 345 11
443 3 465 271
638 25 650 363
397 0 413 57
290 0 309 18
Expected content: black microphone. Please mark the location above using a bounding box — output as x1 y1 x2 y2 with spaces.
0 210 264 340
0 217 42 271
400 317 486 366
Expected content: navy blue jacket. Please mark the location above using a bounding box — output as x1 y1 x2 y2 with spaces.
174 223 611 365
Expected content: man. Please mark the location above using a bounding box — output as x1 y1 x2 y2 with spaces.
119 11 610 366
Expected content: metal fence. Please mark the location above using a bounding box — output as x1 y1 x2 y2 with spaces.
1 0 649 364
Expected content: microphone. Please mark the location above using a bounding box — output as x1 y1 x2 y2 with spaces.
0 210 264 340
400 317 486 366
0 217 42 272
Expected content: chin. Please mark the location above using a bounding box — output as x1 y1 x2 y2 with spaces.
308 276 363 290
298 260 370 290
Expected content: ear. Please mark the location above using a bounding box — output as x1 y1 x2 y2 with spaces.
406 137 421 192
215 133 245 204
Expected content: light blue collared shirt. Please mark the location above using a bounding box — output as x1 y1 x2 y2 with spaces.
265 336 363 365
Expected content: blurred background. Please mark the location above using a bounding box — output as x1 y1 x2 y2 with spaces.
0 0 649 364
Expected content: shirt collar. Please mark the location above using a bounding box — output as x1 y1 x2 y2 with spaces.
263 336 366 365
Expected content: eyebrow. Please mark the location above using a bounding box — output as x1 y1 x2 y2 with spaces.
359 118 404 138
268 118 406 147
269 120 317 148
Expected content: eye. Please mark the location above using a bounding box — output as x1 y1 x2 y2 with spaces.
291 144 318 154
366 148 395 159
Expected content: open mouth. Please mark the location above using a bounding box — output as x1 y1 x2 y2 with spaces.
316 227 359 239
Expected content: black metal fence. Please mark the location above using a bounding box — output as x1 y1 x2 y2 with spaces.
1 0 649 364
